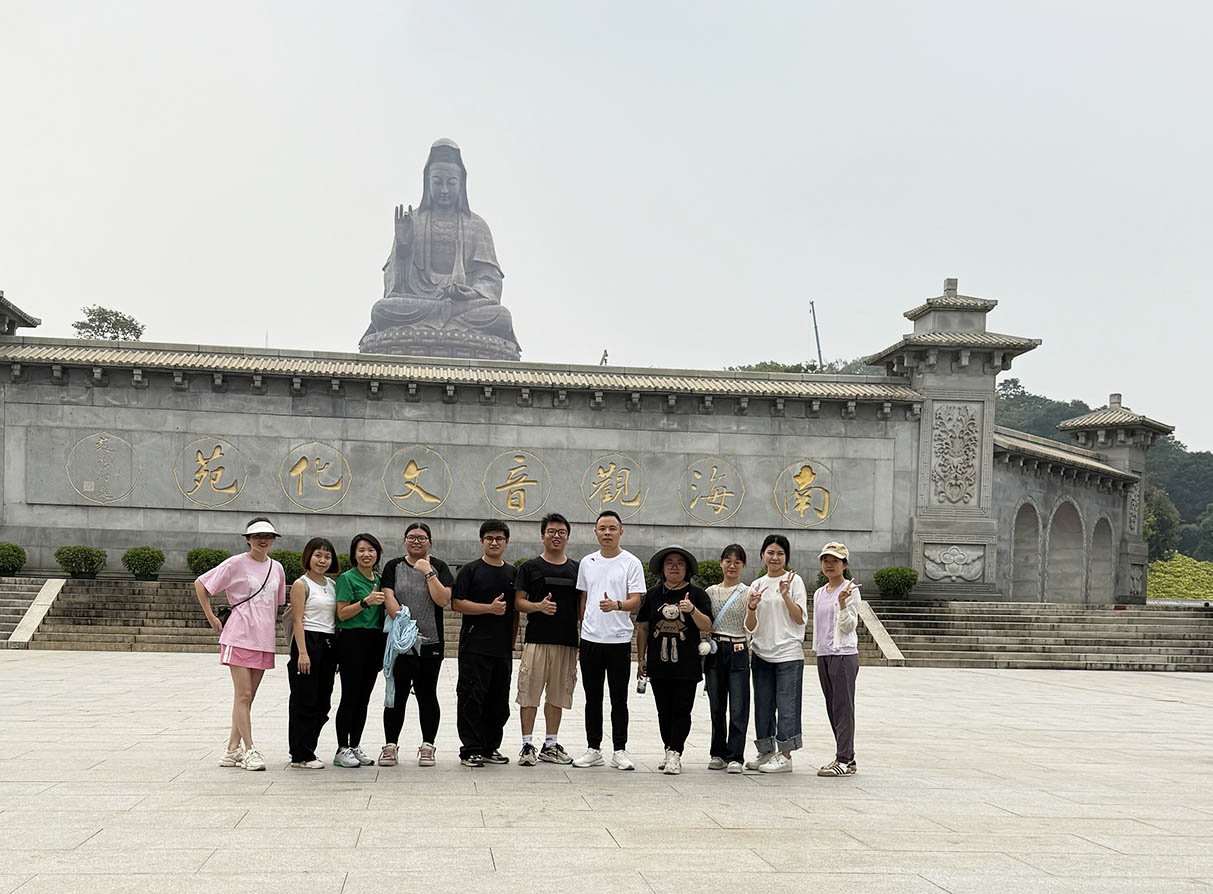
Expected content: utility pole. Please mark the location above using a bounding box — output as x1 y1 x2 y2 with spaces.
809 301 824 370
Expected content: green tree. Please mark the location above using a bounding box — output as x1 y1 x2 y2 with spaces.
1144 486 1182 561
728 356 883 375
994 378 1092 443
72 305 146 341
1145 436 1213 524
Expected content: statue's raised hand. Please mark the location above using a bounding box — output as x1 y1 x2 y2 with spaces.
394 204 414 244
445 283 479 301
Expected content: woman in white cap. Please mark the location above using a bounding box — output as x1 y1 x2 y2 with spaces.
193 517 287 771
814 542 861 777
744 533 807 774
635 545 713 775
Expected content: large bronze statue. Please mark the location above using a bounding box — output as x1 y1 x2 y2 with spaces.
359 139 522 360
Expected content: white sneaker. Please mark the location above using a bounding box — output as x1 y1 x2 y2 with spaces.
744 752 774 771
219 746 245 768
572 748 604 768
290 759 325 769
334 747 361 768
239 749 266 771
610 750 635 771
663 751 682 775
658 749 669 771
759 753 792 774
708 756 727 770
726 760 744 774
351 746 375 766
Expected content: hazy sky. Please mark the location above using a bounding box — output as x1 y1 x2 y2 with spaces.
2 2 1209 446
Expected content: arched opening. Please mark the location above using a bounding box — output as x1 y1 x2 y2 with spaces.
1046 502 1085 603
1089 518 1115 602
1011 504 1041 601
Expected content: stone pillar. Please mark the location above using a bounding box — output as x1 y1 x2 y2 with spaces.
868 279 1041 598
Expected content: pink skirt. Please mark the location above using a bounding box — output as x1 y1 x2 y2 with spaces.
220 644 275 670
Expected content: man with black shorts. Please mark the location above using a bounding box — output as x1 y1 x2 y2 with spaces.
514 513 579 766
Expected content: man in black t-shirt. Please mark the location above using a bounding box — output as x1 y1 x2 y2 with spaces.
451 519 517 767
513 512 580 766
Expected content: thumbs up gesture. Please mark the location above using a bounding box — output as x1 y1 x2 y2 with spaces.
538 592 558 616
489 593 507 616
599 592 615 612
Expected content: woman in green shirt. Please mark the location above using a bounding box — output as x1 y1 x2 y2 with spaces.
333 533 386 768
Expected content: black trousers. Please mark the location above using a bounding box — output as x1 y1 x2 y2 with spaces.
334 628 386 749
286 630 337 762
578 639 631 751
456 651 512 759
383 644 444 745
649 677 698 754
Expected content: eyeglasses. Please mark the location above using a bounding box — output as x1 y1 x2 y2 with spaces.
482 536 508 544
544 530 568 538
404 535 429 543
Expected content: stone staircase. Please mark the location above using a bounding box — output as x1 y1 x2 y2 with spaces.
867 600 1213 671
0 577 45 647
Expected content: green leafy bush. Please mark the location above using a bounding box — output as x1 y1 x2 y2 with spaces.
643 564 659 590
693 559 723 588
187 548 229 576
513 556 529 568
121 547 165 579
270 549 303 586
338 554 354 575
872 566 918 597
1147 553 1213 600
54 545 107 578
0 542 27 576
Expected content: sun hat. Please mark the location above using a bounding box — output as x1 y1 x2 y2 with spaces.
244 519 280 538
649 545 699 581
818 541 849 561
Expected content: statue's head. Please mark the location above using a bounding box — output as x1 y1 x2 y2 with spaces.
420 138 471 214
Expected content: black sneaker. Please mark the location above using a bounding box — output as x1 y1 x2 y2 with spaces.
518 743 538 766
460 754 485 768
483 750 510 765
539 743 573 765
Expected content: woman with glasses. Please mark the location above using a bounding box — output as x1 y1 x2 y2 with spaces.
378 522 454 768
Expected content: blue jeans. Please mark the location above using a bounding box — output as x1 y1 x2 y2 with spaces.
751 654 803 754
704 642 750 763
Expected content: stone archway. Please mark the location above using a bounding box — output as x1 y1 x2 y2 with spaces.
1011 503 1041 601
1089 518 1115 602
1046 501 1085 603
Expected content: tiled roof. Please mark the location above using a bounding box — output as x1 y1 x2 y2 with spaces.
903 295 999 320
993 428 1136 480
0 294 41 328
1057 406 1173 434
0 338 925 402
866 331 1042 365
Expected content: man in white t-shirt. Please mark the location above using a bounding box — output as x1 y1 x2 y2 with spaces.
572 510 646 770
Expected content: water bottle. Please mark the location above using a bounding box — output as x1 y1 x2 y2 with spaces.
636 673 647 694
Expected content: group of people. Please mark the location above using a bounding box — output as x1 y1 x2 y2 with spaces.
192 511 862 777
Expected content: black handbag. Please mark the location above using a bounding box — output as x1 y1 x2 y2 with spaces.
216 564 273 626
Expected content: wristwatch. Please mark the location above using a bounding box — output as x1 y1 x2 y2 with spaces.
425 571 438 580
359 598 368 610
616 600 623 612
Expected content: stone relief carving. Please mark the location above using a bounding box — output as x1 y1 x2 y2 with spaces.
1127 483 1141 535
923 544 985 582
1129 564 1143 598
931 403 979 504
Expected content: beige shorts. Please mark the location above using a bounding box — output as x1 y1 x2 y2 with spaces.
516 642 578 709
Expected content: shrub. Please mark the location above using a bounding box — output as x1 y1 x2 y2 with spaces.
1147 553 1213 600
122 547 165 579
270 549 303 586
0 542 26 576
187 548 229 576
338 554 354 575
513 556 529 568
693 559 723 588
54 545 107 578
872 566 918 597
643 563 659 590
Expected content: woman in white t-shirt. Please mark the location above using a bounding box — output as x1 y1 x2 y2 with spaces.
193 517 287 773
743 534 807 774
286 537 339 769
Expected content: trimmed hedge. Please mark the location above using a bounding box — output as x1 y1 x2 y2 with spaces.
269 549 303 586
121 547 165 579
54 545 107 578
693 559 724 588
1147 553 1213 600
187 548 229 576
0 542 26 576
872 566 918 597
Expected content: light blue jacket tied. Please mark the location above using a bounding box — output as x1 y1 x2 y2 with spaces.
382 606 432 708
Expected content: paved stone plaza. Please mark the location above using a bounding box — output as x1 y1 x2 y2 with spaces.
1 651 1211 893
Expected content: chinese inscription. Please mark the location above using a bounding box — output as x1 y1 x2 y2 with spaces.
483 450 550 518
773 459 839 528
383 446 452 514
581 453 647 520
65 431 140 504
679 457 743 525
279 442 351 512
175 438 245 507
